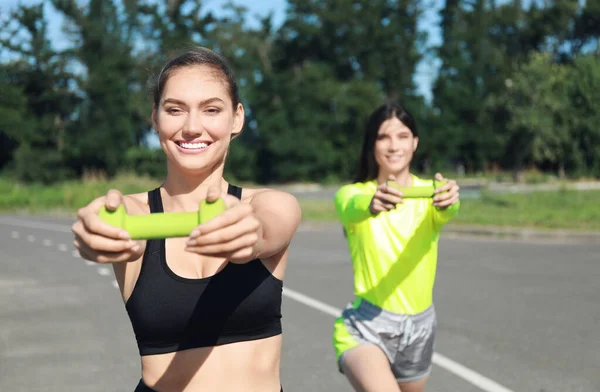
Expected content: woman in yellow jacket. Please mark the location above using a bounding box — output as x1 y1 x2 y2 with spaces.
332 101 460 392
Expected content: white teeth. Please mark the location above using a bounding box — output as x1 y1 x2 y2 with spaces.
179 142 208 149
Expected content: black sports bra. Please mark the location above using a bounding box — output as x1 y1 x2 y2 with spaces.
125 184 283 356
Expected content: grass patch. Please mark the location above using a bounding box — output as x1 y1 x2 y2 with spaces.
0 173 161 215
298 189 600 231
298 199 340 222
451 189 600 230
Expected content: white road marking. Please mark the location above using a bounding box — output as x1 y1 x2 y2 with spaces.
282 286 342 317
43 239 53 246
11 231 19 239
433 353 516 392
112 280 119 289
97 267 111 276
72 250 81 259
58 244 68 252
27 235 35 242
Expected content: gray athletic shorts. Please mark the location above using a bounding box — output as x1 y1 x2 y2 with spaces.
335 298 437 382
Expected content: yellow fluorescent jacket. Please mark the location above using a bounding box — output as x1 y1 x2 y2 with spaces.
334 174 460 314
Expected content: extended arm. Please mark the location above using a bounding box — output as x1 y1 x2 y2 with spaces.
250 190 302 259
334 185 373 225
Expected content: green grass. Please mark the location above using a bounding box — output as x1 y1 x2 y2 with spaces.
451 189 600 230
0 173 161 216
1 175 598 231
299 189 600 231
298 199 340 222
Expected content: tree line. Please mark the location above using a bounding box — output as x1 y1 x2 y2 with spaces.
1 0 598 185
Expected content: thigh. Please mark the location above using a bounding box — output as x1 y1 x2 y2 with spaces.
340 344 401 392
398 376 429 392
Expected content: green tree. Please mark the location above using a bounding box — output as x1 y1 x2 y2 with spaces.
53 0 145 177
432 0 497 173
490 52 574 178
251 0 428 183
0 3 79 183
573 0 600 54
568 54 600 176
0 65 28 171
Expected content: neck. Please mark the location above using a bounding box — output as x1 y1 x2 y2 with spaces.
161 163 229 211
377 168 412 186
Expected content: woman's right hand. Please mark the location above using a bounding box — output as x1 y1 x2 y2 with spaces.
71 189 144 263
369 175 404 215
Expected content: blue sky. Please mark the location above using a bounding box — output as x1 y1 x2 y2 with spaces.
2 0 442 101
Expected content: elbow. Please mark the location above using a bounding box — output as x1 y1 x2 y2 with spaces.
255 232 292 261
256 196 302 260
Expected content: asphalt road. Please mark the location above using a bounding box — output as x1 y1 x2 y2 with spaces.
0 214 598 392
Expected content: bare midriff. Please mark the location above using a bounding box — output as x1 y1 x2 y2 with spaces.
140 335 282 392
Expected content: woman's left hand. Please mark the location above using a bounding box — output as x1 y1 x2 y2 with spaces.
432 172 460 209
185 186 263 263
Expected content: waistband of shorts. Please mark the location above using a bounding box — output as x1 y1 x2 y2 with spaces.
353 297 434 323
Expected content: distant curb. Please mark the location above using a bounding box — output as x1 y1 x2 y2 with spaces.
442 224 600 244
298 221 600 244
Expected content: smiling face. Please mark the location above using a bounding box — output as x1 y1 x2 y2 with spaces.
152 65 244 175
374 116 418 179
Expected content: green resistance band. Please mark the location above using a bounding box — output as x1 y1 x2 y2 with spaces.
98 198 227 240
386 179 446 198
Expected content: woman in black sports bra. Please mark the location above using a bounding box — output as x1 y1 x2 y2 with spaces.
71 46 301 392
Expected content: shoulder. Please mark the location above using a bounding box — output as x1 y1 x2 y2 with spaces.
335 181 375 200
238 186 273 202
240 186 301 217
239 186 296 203
239 186 302 241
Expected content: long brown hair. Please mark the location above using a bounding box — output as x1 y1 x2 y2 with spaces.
354 101 418 183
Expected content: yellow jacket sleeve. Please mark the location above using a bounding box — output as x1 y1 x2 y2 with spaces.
334 184 373 225
432 200 460 228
